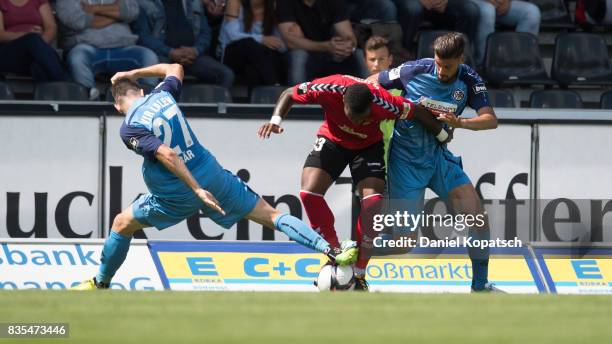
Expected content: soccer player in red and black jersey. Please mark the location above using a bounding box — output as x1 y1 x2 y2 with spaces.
258 74 451 290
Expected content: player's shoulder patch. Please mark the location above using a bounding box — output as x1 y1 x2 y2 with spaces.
388 66 401 80
128 137 139 151
297 82 310 95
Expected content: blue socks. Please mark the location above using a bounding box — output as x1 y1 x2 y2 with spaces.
468 227 490 290
274 214 331 254
96 230 132 285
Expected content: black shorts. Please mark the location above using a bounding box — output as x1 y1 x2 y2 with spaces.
303 136 386 185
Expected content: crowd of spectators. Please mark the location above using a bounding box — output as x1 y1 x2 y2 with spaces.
0 0 609 101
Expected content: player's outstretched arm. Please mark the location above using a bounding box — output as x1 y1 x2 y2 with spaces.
111 63 184 84
257 87 294 139
438 106 498 131
154 144 225 215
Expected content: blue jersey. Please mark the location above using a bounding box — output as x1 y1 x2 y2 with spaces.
120 77 219 198
378 58 491 166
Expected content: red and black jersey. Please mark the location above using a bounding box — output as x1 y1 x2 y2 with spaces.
291 74 414 150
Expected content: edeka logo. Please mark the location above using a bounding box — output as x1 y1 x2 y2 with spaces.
0 244 98 266
187 257 218 276
243 257 321 278
571 260 603 279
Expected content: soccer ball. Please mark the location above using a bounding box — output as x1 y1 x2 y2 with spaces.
316 264 355 291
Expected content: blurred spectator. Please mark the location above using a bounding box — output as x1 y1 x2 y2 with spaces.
583 0 612 25
276 0 367 85
218 0 286 87
134 0 234 88
0 0 69 81
363 35 393 74
56 0 158 99
363 36 396 167
471 0 540 67
390 0 479 56
202 0 226 55
345 0 397 23
203 0 226 19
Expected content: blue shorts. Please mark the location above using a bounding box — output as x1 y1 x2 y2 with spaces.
388 146 471 202
132 169 259 230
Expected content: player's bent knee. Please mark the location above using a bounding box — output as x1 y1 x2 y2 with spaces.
111 213 129 232
111 211 142 236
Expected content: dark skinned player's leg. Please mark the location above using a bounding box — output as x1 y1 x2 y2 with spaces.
448 183 491 291
354 177 385 276
299 167 340 248
349 140 387 281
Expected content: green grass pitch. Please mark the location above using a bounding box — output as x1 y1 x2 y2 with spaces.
1 291 611 344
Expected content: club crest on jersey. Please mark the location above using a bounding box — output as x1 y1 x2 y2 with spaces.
473 83 487 94
297 82 310 95
452 89 465 101
129 137 139 150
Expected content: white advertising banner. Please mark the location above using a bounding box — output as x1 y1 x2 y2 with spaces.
0 239 163 290
539 124 612 199
0 114 533 241
538 124 612 242
0 117 100 238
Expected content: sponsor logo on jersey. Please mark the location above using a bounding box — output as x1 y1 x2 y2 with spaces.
338 125 368 139
453 89 465 101
473 83 487 94
419 97 458 115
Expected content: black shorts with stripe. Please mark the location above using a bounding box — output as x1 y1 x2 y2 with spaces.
303 136 386 185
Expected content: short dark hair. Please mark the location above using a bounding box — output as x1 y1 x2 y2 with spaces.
433 32 465 59
344 84 373 116
364 36 390 53
111 78 142 103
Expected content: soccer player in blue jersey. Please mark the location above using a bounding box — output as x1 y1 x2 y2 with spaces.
72 63 357 290
369 33 501 292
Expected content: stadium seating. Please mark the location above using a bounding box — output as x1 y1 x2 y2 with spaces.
484 32 555 87
488 89 516 107
529 0 574 29
250 86 287 104
34 82 88 101
0 82 15 100
529 89 583 108
180 84 232 103
551 33 612 87
601 91 612 109
416 30 476 67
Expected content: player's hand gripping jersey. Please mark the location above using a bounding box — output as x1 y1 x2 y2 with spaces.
378 59 491 166
291 74 415 150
